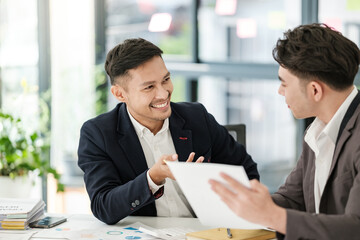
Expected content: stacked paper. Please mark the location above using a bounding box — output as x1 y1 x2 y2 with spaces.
0 198 45 230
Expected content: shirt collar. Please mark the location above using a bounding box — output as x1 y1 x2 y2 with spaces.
127 106 169 138
305 85 358 149
323 86 358 143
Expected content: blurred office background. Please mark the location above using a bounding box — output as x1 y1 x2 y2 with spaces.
0 0 359 213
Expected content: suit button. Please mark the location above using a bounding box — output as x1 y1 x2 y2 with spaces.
135 200 140 205
131 202 136 208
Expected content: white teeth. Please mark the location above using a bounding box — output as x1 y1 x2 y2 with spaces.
153 102 167 108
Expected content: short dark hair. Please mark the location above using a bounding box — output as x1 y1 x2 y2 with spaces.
105 38 163 85
273 23 360 90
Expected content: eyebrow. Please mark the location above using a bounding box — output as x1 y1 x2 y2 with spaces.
140 72 171 87
278 75 285 82
164 71 171 78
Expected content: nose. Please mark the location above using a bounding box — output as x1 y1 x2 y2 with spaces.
155 85 169 99
278 85 284 96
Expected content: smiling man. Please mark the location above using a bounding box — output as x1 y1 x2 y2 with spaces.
78 38 259 225
210 23 360 240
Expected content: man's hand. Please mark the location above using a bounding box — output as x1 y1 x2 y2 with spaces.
185 152 205 164
209 173 287 234
148 152 204 185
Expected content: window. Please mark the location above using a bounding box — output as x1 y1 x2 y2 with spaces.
105 0 192 107
318 0 360 86
106 0 193 60
198 0 301 62
0 0 39 130
196 0 302 191
319 0 360 48
47 0 95 212
103 0 305 192
3 0 360 211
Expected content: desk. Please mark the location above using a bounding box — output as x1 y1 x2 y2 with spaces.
30 214 210 240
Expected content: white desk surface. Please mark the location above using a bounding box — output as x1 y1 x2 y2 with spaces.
27 214 210 240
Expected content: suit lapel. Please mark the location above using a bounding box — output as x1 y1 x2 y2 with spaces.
330 128 352 174
117 104 148 176
320 115 355 212
329 90 360 176
308 160 316 212
169 104 193 162
320 91 360 211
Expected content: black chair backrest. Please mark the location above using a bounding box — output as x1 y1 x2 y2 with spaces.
224 124 246 149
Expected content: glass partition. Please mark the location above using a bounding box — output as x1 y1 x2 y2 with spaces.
198 76 296 192
106 0 193 61
0 0 39 130
198 0 302 62
319 0 360 85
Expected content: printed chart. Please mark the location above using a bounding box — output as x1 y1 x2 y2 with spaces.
62 224 157 240
33 221 160 240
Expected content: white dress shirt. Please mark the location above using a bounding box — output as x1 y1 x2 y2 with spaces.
127 109 193 217
304 86 357 213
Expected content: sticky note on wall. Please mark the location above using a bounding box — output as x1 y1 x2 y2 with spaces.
347 0 360 10
268 11 286 29
324 18 342 32
215 0 237 15
236 18 257 38
148 13 172 32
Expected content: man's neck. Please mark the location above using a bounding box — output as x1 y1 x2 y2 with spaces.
317 86 354 124
148 122 165 135
127 108 165 135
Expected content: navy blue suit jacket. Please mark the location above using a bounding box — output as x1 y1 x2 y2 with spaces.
78 102 259 224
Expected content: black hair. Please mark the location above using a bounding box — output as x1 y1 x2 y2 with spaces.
273 23 360 90
105 38 163 85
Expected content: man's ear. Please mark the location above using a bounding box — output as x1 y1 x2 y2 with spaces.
111 85 127 102
307 80 323 102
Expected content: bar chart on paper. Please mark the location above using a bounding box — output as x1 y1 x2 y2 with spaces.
62 225 154 240
33 222 159 240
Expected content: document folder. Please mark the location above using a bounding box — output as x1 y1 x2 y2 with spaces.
166 162 264 229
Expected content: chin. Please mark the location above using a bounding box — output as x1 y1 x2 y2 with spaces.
292 113 308 120
152 110 171 121
163 108 172 119
162 108 172 119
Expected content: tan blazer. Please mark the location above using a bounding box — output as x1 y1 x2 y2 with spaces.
272 91 360 240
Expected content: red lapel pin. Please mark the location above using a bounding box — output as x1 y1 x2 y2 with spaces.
179 137 188 140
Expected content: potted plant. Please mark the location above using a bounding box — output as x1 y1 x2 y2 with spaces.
0 111 64 196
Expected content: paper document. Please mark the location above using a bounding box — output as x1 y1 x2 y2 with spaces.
166 162 264 229
0 231 37 240
34 221 158 240
139 224 194 240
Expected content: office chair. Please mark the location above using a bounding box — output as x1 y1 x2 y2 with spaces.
224 124 246 148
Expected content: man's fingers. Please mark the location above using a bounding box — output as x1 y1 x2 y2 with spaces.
160 154 176 164
171 154 178 161
195 156 204 163
220 172 252 194
168 171 175 180
250 179 268 193
186 152 195 162
209 179 237 198
209 179 238 204
249 179 261 188
186 152 204 163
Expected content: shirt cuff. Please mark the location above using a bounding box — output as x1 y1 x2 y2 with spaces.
147 170 165 194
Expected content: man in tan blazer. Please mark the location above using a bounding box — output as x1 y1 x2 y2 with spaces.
210 23 360 239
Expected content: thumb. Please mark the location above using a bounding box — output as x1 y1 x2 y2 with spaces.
250 179 268 193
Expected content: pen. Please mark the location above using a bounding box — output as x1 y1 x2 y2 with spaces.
227 228 232 239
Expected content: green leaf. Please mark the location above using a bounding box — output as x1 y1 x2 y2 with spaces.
0 109 64 192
